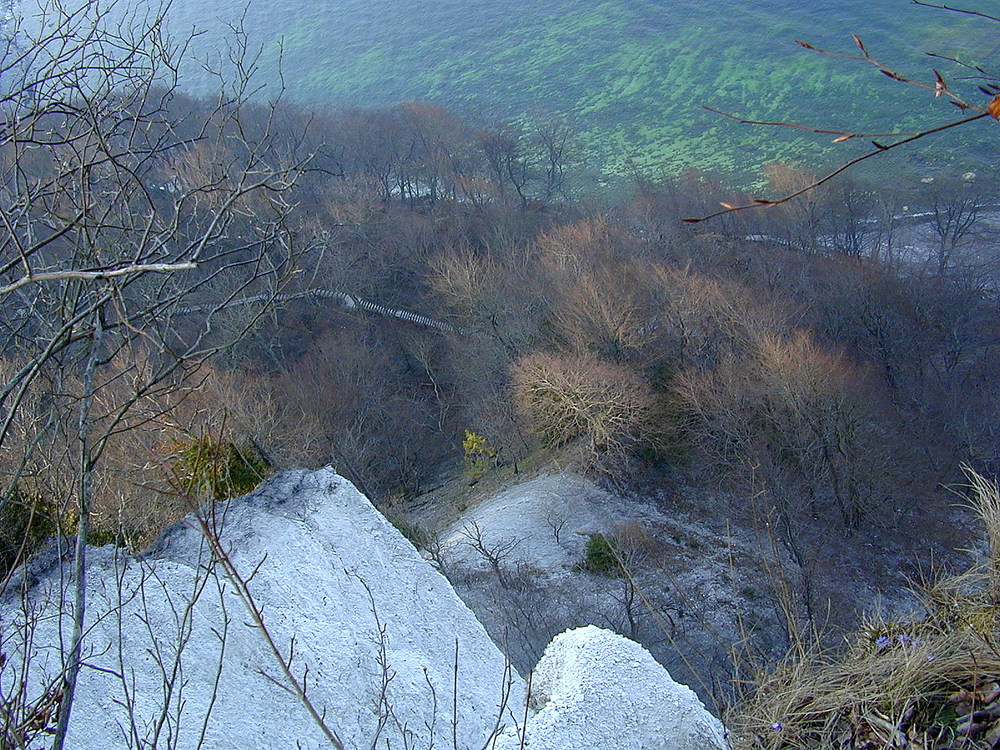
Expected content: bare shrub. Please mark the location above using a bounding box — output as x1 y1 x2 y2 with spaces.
428 244 505 322
462 521 521 589
650 264 791 368
546 259 660 364
534 216 627 273
614 520 662 562
533 218 660 363
511 351 664 473
676 327 889 530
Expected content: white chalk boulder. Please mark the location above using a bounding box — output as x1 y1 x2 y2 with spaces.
494 625 729 750
6 468 522 749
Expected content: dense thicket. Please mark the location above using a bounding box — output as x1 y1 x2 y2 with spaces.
6 88 997 553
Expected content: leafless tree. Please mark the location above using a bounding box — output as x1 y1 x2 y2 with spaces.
462 520 521 589
820 180 878 260
476 125 532 206
0 0 314 745
533 116 575 201
922 179 989 275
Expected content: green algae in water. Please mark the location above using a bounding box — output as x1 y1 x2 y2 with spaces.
162 0 1000 182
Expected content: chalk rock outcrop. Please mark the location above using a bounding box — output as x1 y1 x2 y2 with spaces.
6 468 522 749
493 625 729 750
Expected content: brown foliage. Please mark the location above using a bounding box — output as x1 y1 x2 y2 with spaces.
990 94 1000 120
534 216 628 273
265 330 446 499
675 326 887 529
548 258 659 364
0 350 279 561
534 218 660 363
649 264 792 368
511 351 665 473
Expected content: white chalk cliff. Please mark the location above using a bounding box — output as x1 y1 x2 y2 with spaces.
5 468 729 749
5 469 521 749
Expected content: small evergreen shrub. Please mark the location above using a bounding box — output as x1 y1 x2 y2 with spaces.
0 485 148 577
0 486 55 578
584 532 623 576
61 506 140 549
389 518 428 548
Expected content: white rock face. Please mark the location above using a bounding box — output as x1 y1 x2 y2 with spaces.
493 625 730 750
5 468 522 750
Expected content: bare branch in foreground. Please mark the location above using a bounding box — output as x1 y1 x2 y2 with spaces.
192 508 347 750
687 23 1000 223
685 111 991 222
0 263 198 297
700 106 925 140
911 0 1000 25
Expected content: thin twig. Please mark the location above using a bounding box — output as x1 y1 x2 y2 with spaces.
452 639 460 750
701 106 922 139
192 509 346 750
685 112 990 223
792 36 979 109
687 22 999 223
912 0 1000 24
519 669 532 750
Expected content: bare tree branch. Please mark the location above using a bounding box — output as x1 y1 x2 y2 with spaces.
685 112 991 223
687 19 1000 223
0 263 198 296
700 105 926 139
911 0 1000 25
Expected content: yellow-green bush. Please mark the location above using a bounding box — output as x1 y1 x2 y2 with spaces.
172 437 271 503
462 430 495 482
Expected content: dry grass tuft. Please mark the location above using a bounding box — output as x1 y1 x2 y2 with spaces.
961 467 1000 594
731 468 1000 750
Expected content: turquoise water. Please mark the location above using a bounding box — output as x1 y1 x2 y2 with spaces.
52 0 1000 180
